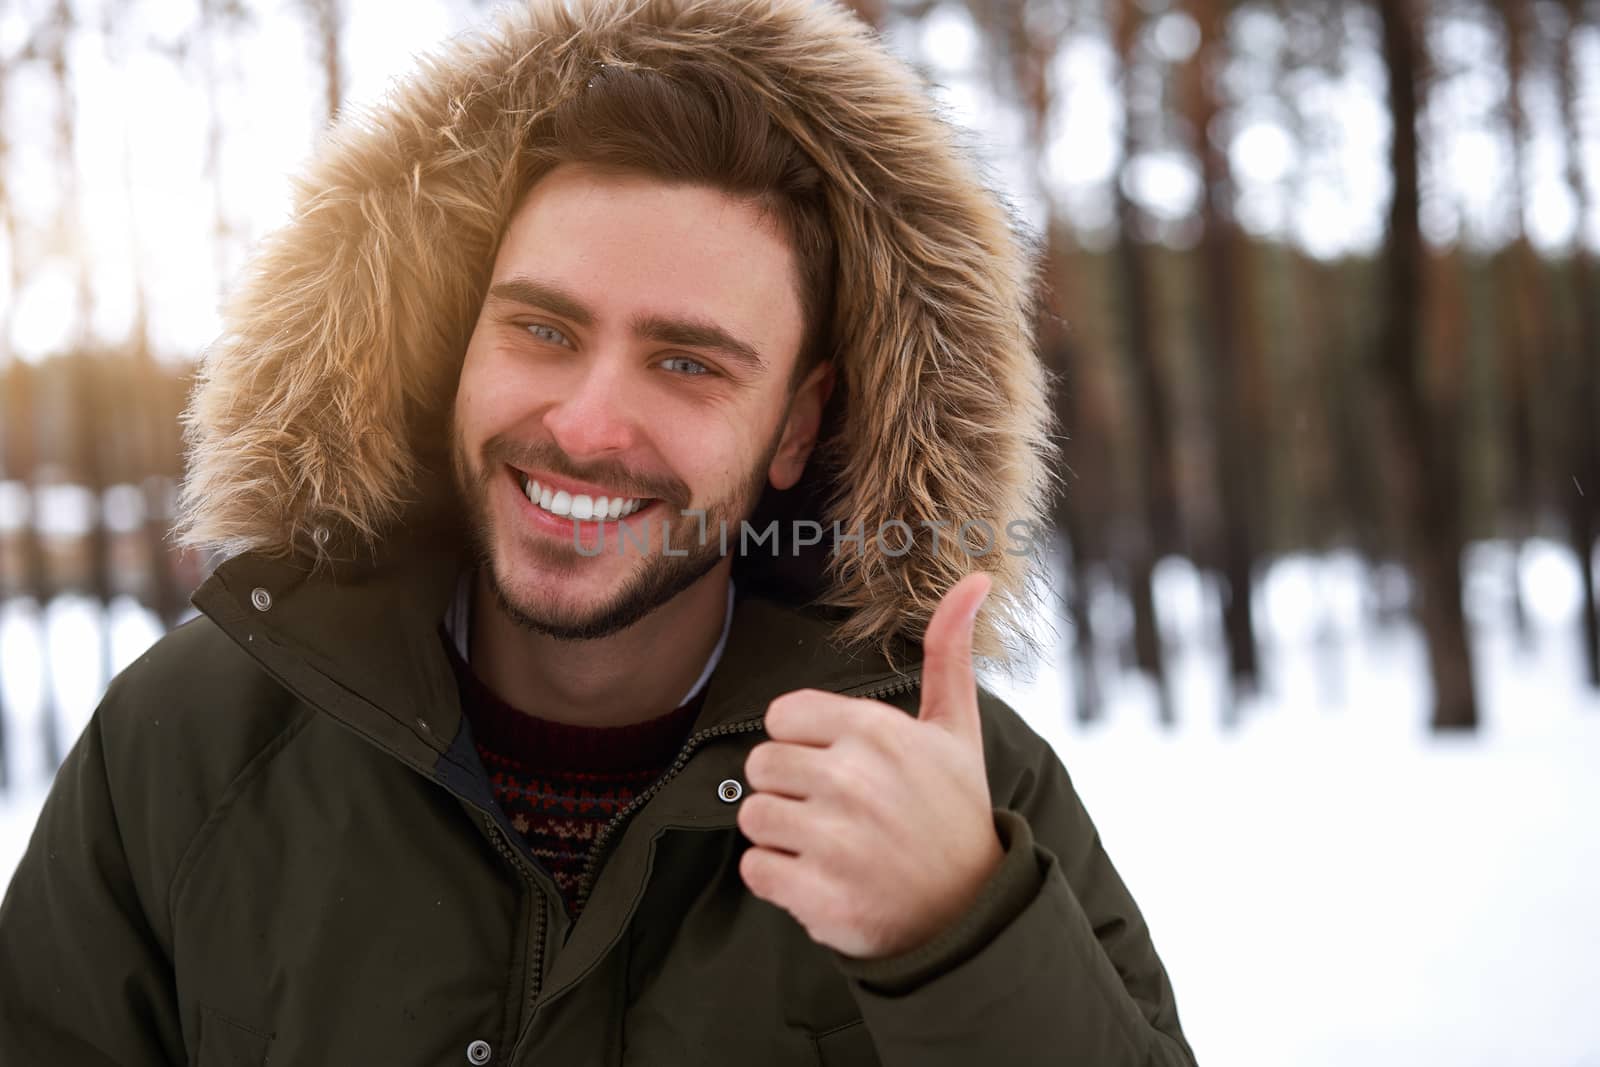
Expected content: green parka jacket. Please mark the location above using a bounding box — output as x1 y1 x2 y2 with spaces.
4 0 1197 1061
0 532 1194 1065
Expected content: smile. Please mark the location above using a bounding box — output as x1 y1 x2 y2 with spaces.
516 471 650 521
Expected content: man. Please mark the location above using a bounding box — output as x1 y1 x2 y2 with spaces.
0 1 1196 1063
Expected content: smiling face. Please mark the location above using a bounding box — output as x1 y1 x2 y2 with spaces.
450 162 830 640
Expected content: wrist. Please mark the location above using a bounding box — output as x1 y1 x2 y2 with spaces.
869 820 1007 961
833 810 1042 995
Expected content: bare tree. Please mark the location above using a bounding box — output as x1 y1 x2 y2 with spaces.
1373 0 1479 730
1489 0 1546 646
102 0 189 630
180 0 256 295
39 0 105 768
961 0 1112 723
1185 0 1266 720
1109 0 1179 726
300 0 345 127
1558 0 1599 689
0 24 16 794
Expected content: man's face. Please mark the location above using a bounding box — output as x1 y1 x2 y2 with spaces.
451 162 826 640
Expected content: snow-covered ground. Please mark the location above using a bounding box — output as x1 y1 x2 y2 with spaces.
3 538 1598 1066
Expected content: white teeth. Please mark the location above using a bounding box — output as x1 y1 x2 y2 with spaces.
519 472 646 520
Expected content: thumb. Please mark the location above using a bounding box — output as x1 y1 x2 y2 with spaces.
917 571 992 737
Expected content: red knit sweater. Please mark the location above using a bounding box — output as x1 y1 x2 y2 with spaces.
441 630 703 920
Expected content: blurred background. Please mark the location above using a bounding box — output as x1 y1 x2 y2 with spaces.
1 0 1597 1063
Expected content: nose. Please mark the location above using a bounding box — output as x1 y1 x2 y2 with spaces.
542 356 639 460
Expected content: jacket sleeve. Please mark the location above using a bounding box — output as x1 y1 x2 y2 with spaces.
0 701 186 1065
831 690 1197 1066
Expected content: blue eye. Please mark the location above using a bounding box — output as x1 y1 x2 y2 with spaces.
661 355 711 376
526 323 571 346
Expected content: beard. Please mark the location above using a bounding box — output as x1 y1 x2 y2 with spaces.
449 416 782 642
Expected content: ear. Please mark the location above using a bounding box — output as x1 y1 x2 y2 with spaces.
768 360 836 491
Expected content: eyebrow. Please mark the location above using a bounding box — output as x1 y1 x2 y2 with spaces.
486 276 766 372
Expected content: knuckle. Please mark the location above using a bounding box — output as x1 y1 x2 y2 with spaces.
737 793 774 836
858 708 899 750
744 742 774 782
832 699 883 745
836 742 882 784
811 817 854 868
764 692 805 730
739 847 769 893
817 754 857 796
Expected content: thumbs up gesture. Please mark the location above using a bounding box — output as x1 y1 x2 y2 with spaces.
737 573 1005 960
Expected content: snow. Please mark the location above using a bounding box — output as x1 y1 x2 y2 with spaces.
986 643 1600 1067
3 539 1599 1065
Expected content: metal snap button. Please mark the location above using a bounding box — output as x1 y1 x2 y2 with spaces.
466 1039 492 1064
249 587 272 612
717 778 743 803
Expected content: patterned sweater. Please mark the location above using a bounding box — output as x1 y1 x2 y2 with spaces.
441 629 703 921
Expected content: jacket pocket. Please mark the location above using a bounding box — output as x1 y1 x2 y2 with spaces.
812 1019 879 1067
196 1002 275 1066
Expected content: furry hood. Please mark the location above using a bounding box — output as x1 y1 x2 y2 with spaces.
176 0 1055 663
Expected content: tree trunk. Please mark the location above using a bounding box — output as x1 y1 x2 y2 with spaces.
1493 0 1542 647
6 363 60 777
1111 0 1176 726
44 0 91 767
69 355 116 700
1559 0 1600 689
1185 0 1264 721
1040 223 1108 726
1373 0 1479 730
0 56 13 793
299 0 346 126
953 0 1114 723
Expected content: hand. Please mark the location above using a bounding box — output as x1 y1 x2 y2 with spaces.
736 572 1004 959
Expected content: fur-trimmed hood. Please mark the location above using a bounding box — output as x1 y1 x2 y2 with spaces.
176 0 1055 662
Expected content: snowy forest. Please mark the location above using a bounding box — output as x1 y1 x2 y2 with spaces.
1 0 1598 1064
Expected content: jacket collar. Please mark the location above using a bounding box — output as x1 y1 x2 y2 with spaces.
189 528 920 782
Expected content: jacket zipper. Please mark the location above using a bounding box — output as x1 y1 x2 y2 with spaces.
481 811 546 1040
572 670 922 914
504 670 920 1061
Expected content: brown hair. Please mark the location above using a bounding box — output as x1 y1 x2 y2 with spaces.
519 62 837 383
